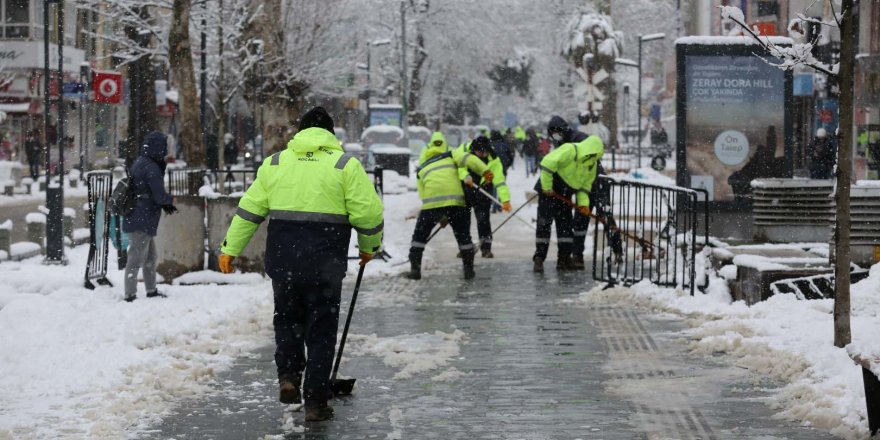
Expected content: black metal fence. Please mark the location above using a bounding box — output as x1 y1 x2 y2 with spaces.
591 176 709 295
84 171 114 289
167 167 385 198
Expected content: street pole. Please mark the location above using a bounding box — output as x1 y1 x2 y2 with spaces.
200 10 207 170
400 0 407 129
637 35 643 169
44 0 65 264
43 0 50 184
366 46 371 124
78 63 88 176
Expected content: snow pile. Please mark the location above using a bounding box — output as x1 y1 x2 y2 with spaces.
0 219 11 230
25 212 46 224
345 329 468 379
572 265 880 439
0 245 275 439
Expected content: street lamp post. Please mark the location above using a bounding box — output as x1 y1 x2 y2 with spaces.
360 39 390 126
399 0 407 129
44 0 65 264
637 33 666 169
200 8 208 170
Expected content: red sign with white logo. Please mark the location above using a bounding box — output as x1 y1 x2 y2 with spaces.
92 71 122 104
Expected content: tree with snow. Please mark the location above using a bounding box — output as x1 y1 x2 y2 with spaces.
721 1 857 348
563 9 623 149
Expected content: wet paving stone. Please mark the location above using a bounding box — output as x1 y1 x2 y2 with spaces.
142 255 839 439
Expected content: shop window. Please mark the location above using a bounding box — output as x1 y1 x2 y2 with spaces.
2 0 29 39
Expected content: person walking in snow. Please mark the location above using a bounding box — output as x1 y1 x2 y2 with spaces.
407 132 494 280
808 128 836 179
218 107 383 422
522 128 539 177
122 132 177 302
24 131 41 180
457 135 512 258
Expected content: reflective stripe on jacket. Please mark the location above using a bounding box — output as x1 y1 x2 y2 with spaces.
539 135 604 208
220 127 383 281
455 142 510 203
417 132 489 210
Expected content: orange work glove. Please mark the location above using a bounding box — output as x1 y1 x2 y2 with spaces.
482 171 494 183
502 201 512 212
219 254 235 273
359 252 373 266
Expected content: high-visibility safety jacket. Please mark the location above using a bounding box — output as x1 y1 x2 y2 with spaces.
514 126 527 141
416 132 489 210
455 142 510 204
220 127 384 283
539 135 604 208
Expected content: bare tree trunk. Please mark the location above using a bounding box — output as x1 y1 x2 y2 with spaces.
168 0 204 166
124 7 157 165
833 0 855 348
217 0 227 170
408 30 427 120
598 58 619 149
244 0 302 155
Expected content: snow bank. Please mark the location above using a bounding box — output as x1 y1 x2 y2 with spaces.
345 329 467 379
571 267 880 439
0 245 275 439
0 220 11 231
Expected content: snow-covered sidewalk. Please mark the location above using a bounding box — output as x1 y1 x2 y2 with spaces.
0 167 426 438
572 265 880 439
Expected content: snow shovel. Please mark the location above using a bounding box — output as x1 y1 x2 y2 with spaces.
491 193 538 235
331 264 365 396
476 187 538 231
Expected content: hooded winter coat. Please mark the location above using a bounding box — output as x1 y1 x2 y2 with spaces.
123 132 173 236
220 126 384 284
547 115 588 146
416 132 489 210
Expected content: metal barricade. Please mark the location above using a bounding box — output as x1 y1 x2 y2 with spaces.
591 176 709 295
369 167 384 199
84 171 114 289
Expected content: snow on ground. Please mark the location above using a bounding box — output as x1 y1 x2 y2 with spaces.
569 263 880 439
0 245 276 439
344 329 468 380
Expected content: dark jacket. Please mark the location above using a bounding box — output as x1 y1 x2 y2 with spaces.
491 131 514 169
808 137 836 179
224 140 238 166
25 138 41 162
522 131 538 157
123 132 173 236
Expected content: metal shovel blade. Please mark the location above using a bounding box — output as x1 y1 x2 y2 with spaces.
331 378 356 395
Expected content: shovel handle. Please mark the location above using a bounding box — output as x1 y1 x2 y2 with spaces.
331 264 365 381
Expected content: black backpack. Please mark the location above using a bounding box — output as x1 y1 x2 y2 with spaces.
109 175 137 216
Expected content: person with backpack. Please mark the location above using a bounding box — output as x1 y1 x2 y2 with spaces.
122 132 177 302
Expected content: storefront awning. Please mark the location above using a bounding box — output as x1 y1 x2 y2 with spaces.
0 103 32 113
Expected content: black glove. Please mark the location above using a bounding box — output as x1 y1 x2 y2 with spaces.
162 205 179 215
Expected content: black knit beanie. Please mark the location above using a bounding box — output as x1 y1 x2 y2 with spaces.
298 106 335 133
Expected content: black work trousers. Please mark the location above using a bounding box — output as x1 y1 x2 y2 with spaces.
465 186 493 252
272 280 342 404
409 205 475 261
533 187 575 262
572 211 590 259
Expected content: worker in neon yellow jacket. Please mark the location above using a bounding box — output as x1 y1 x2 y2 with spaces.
456 135 511 258
408 132 493 280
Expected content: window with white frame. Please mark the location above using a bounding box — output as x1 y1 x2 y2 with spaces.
2 0 29 39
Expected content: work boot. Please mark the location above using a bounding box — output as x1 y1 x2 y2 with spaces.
533 256 544 273
462 249 476 280
405 254 422 280
304 402 334 422
556 255 577 271
278 375 302 404
481 249 494 259
571 255 586 270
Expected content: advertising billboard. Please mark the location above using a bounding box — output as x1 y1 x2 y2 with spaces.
676 38 793 206
369 104 403 127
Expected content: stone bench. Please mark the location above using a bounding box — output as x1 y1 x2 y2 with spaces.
848 352 879 437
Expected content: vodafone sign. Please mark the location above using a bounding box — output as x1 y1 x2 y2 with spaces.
93 71 123 104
